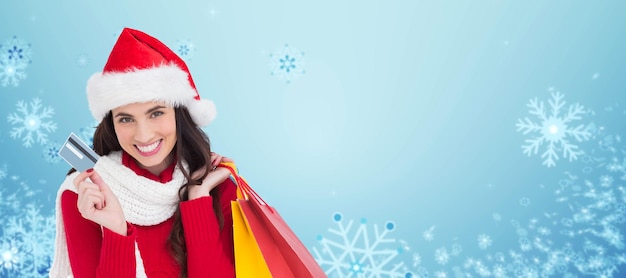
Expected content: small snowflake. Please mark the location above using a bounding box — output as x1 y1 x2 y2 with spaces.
76 53 89 67
450 243 463 256
42 141 62 164
174 39 196 61
269 44 305 84
537 227 552 236
423 226 436 241
0 240 19 270
434 247 449 265
7 98 57 148
1 36 32 63
0 57 27 87
477 234 493 250
516 91 591 167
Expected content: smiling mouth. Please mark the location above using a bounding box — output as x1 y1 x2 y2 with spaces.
135 139 162 155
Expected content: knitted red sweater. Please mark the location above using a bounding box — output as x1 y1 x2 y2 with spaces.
61 152 237 277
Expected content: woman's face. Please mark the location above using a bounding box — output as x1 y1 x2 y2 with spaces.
112 101 177 175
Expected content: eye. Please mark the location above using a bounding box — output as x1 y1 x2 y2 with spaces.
151 111 164 118
118 117 133 123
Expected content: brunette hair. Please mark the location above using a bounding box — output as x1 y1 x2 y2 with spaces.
69 106 222 278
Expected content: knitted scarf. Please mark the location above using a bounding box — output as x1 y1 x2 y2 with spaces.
49 151 188 278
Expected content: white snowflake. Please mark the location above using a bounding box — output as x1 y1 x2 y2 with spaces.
0 57 27 87
516 91 591 167
0 36 31 87
269 44 305 84
7 98 57 148
477 234 493 250
423 225 436 241
434 247 450 265
313 213 411 277
0 239 19 271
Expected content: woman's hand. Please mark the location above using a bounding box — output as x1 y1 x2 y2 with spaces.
188 152 234 200
73 169 127 235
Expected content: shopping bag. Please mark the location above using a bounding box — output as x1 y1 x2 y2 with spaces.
231 196 273 277
220 162 327 278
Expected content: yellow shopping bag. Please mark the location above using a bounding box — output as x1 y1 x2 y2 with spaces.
232 198 273 278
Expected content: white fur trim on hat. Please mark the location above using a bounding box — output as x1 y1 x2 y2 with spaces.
86 63 216 126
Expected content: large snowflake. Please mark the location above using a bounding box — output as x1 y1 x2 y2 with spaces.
0 170 55 277
0 36 32 87
516 90 591 167
7 98 57 148
269 44 305 84
313 213 412 277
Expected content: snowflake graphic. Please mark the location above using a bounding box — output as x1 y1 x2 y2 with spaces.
313 213 413 277
0 57 28 87
42 141 62 164
423 226 436 241
516 90 592 167
0 169 55 277
7 98 57 148
477 234 492 250
174 39 196 61
1 36 32 63
0 36 32 87
76 53 89 67
434 247 450 265
0 239 20 271
269 44 305 84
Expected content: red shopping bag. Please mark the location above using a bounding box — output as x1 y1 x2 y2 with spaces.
220 163 327 278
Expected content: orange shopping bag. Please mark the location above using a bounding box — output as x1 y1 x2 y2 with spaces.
221 163 327 278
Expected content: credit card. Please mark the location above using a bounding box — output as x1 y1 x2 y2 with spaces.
58 132 100 172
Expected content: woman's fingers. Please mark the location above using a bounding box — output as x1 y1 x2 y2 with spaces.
77 188 105 217
210 152 234 167
74 169 107 215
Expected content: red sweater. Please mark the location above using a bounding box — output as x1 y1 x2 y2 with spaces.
61 152 237 277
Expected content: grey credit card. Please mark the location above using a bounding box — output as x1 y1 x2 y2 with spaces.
58 132 100 172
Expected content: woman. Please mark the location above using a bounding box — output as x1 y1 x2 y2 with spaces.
50 27 237 277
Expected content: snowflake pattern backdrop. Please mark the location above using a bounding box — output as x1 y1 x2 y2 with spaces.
2 1 626 277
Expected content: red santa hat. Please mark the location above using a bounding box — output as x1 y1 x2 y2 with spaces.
87 27 216 127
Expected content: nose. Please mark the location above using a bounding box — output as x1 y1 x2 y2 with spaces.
134 121 154 143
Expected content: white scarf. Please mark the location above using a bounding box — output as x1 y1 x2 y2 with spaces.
49 151 188 278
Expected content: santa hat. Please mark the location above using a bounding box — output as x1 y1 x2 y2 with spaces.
87 27 216 127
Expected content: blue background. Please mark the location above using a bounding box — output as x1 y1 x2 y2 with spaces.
1 1 626 277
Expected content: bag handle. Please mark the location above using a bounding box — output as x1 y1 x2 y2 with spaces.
217 162 269 207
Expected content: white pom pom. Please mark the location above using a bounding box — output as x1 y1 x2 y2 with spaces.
188 98 217 127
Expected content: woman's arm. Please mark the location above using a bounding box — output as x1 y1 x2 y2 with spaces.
62 191 138 278
181 179 237 278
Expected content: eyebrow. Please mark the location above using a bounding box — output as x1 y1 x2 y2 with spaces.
114 105 167 118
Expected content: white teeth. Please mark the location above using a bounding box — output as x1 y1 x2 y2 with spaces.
137 140 160 153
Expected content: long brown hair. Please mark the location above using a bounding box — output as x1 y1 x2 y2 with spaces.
69 106 222 278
